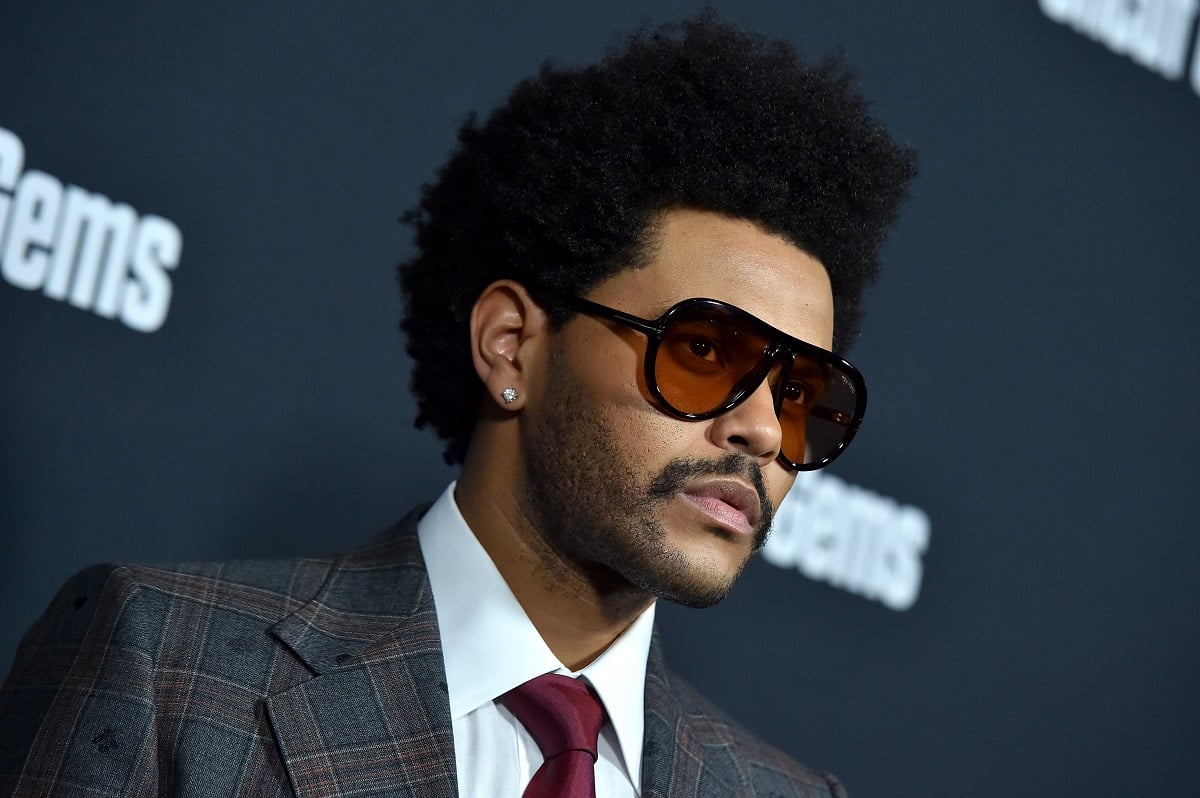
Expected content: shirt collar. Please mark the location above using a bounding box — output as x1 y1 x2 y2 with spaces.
418 483 655 786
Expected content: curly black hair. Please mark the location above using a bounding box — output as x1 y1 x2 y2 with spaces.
399 12 917 465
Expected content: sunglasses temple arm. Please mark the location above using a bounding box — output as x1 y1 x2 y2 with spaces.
569 297 661 336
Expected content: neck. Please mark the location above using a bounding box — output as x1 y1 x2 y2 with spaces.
456 445 654 671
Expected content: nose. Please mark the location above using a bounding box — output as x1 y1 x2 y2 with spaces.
708 374 783 467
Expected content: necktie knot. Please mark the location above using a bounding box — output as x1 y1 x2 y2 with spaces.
502 673 606 761
501 673 607 797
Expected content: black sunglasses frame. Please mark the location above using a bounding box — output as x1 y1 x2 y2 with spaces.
568 296 868 471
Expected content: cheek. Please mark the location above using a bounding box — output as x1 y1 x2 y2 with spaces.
605 402 692 470
766 469 797 510
564 325 718 473
574 339 686 452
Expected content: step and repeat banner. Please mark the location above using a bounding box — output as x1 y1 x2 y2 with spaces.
2 2 1197 796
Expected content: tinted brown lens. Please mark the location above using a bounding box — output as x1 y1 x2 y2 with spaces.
777 355 859 466
654 307 770 414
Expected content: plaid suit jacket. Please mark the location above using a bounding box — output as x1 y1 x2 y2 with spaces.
1 509 847 797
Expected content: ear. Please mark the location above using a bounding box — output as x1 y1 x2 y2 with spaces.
469 280 551 410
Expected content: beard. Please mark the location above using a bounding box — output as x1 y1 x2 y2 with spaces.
521 351 774 609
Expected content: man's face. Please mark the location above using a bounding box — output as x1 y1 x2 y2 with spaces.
519 208 835 608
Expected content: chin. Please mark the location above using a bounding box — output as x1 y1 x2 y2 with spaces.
634 541 753 609
654 575 737 609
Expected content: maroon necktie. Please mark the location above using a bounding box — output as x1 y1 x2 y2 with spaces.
501 673 607 798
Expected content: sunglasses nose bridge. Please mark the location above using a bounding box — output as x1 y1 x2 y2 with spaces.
731 344 788 411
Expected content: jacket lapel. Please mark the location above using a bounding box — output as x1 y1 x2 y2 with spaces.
640 633 743 798
264 510 458 798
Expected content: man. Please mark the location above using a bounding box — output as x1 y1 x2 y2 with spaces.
0 14 915 797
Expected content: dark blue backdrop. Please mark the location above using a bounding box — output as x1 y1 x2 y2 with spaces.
3 2 1198 796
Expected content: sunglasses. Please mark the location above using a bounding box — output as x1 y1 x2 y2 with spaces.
568 296 867 471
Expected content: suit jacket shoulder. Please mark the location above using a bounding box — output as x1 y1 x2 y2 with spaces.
642 636 848 798
0 511 458 797
0 555 326 795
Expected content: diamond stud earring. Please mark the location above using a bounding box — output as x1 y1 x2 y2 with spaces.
501 387 518 404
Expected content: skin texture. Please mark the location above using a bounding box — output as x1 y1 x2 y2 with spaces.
455 208 834 670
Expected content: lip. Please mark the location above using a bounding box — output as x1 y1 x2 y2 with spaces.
679 477 762 537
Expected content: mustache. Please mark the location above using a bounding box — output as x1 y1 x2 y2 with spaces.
646 452 773 538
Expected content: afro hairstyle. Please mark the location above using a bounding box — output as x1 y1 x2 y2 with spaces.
398 12 918 465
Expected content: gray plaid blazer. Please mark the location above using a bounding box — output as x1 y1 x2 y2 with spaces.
0 509 847 797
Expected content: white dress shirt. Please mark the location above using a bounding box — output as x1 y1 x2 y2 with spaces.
417 483 656 798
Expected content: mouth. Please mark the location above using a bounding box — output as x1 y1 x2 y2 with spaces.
679 477 763 537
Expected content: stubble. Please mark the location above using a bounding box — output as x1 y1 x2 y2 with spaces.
521 352 774 610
